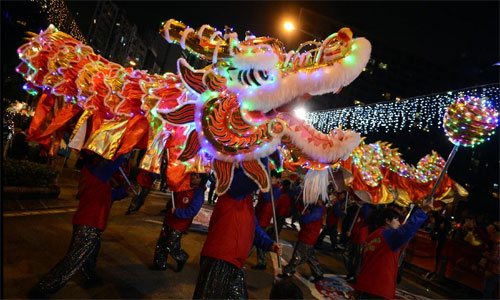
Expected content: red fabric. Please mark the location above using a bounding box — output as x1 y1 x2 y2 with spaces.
255 192 274 228
114 114 149 157
355 227 400 299
72 166 112 230
37 103 82 148
350 216 369 244
326 207 340 226
200 193 255 269
163 189 195 232
276 191 291 217
136 169 155 189
299 208 326 245
28 92 55 141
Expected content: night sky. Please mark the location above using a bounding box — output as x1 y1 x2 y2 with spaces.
3 1 500 218
66 1 499 67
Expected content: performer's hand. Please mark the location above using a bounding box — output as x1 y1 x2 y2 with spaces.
171 207 176 214
346 232 351 237
421 201 433 214
271 242 283 256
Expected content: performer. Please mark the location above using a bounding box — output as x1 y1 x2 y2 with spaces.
252 171 282 270
28 151 126 298
274 179 293 235
153 172 208 272
125 169 160 215
280 197 326 283
344 203 371 283
354 204 431 299
193 158 283 299
315 190 346 251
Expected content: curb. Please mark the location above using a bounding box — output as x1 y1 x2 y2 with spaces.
3 185 61 199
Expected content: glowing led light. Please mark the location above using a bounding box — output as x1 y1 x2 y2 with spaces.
294 107 307 120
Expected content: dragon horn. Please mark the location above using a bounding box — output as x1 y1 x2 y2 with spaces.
159 19 239 63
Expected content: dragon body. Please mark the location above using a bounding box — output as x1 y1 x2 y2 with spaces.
17 20 371 204
281 140 468 208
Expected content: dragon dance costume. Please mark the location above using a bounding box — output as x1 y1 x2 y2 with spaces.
153 186 204 271
282 202 326 282
17 19 373 299
252 183 281 269
193 159 277 299
126 169 160 214
31 152 125 296
355 208 428 299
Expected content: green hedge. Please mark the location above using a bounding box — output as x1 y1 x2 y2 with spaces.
3 159 59 187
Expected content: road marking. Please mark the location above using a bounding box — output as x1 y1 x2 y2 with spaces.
3 208 77 217
144 219 163 225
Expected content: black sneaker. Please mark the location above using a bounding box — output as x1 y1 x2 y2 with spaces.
175 259 187 272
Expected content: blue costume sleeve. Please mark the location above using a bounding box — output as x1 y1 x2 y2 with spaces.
174 188 204 219
227 158 267 200
333 199 345 217
89 155 126 183
300 206 325 224
151 173 161 180
360 203 371 218
382 208 428 251
253 216 274 251
263 186 281 202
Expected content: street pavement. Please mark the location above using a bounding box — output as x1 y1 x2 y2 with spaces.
3 164 475 299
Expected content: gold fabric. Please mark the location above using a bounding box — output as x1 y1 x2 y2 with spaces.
70 110 93 141
83 118 129 160
139 129 170 174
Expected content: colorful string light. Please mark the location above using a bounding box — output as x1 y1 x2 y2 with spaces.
307 84 500 134
443 96 499 147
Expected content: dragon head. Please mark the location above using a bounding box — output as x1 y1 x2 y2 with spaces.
159 20 369 199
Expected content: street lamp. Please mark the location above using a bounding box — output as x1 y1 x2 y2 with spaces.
282 21 320 40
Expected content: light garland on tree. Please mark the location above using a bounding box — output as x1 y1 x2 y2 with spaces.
30 0 87 43
307 84 500 134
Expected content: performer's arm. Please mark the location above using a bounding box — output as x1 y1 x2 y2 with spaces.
174 188 204 219
300 206 325 224
253 216 274 251
89 155 126 183
333 199 345 217
382 208 428 251
263 186 282 202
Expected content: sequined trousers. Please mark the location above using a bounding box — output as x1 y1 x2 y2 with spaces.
193 256 248 299
34 225 102 294
282 241 324 279
153 224 188 269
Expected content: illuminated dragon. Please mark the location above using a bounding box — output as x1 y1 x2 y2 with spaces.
16 20 371 203
281 140 468 208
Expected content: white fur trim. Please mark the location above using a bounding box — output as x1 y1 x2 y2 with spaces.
227 37 371 112
232 50 279 70
303 169 330 205
284 121 361 163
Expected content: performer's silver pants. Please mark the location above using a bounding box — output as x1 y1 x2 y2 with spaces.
34 225 101 294
282 241 324 279
193 256 248 299
153 225 188 269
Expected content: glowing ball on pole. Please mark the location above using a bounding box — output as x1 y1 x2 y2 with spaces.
426 96 498 204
